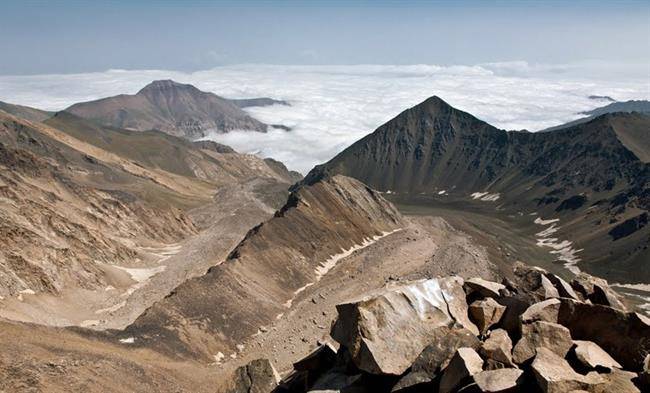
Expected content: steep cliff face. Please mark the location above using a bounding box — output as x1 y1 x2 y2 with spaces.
126 175 403 359
65 80 268 138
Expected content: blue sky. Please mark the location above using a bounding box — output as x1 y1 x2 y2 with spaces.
1 0 649 75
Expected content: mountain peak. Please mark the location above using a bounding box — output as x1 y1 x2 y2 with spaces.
138 79 196 95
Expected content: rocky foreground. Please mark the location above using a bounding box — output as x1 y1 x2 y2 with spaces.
228 262 650 393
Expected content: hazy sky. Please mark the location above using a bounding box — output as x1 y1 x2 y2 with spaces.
1 0 649 75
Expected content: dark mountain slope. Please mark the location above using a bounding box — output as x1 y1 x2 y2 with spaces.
303 97 649 282
65 80 268 138
543 99 650 131
0 100 53 122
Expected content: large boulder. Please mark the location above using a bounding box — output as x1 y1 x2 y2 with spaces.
520 298 560 324
480 329 514 368
331 278 473 375
557 299 650 371
465 277 506 298
572 340 622 371
531 347 605 393
571 273 627 311
439 348 484 393
392 326 480 390
228 358 280 393
440 276 480 336
545 273 581 301
512 321 573 365
511 263 555 300
469 298 506 336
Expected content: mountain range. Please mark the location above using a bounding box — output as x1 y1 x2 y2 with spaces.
0 85 648 393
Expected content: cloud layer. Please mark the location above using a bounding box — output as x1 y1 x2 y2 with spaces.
0 63 647 173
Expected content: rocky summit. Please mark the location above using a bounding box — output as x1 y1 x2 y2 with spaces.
235 263 649 393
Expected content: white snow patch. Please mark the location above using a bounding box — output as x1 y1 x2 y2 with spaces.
114 265 166 282
534 217 560 225
471 192 500 201
95 300 127 314
533 217 582 274
315 229 402 279
611 283 650 292
19 288 36 295
438 190 447 195
80 320 100 327
104 285 115 291
119 337 135 344
213 352 225 364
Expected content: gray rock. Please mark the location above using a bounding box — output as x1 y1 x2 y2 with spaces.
512 321 573 365
393 326 480 390
573 340 622 370
557 298 650 371
473 368 524 392
469 298 506 336
228 358 280 393
331 278 463 375
465 277 506 298
480 329 514 367
439 347 484 393
531 347 605 393
520 298 561 324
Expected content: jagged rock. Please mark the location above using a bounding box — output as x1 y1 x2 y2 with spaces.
571 273 627 311
465 277 506 298
573 340 622 370
439 348 484 393
540 275 560 299
512 263 550 299
545 273 581 301
494 295 532 339
520 298 560 324
469 298 506 335
392 327 480 390
480 329 514 368
440 276 480 336
228 358 280 393
557 298 650 371
531 347 605 393
472 368 524 392
331 278 468 375
512 321 573 365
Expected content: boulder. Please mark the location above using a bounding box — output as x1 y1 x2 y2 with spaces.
599 369 641 393
469 298 506 335
494 295 532 339
512 263 552 300
531 347 605 393
440 276 480 336
573 340 622 370
331 278 466 375
540 275 560 299
439 347 484 393
512 321 573 365
637 355 650 390
545 273 581 301
480 329 514 368
392 326 480 390
228 358 280 393
557 299 650 371
465 277 506 298
571 273 627 311
472 368 524 392
520 298 560 324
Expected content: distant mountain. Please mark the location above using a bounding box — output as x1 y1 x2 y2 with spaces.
303 96 650 280
230 97 289 108
0 100 53 122
65 80 283 138
543 99 650 131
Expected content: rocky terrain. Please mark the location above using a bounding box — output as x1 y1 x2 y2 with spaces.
0 105 299 328
230 262 649 393
65 80 288 138
302 96 650 285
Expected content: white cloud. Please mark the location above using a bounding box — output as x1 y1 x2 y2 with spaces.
0 63 647 173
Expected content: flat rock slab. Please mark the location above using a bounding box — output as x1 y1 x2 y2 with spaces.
573 340 622 370
465 277 505 298
331 278 471 375
473 368 524 392
531 347 605 393
521 298 560 324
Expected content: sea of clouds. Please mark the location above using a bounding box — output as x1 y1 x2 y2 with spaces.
0 62 647 173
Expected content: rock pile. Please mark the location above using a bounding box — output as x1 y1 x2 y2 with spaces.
230 263 649 393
